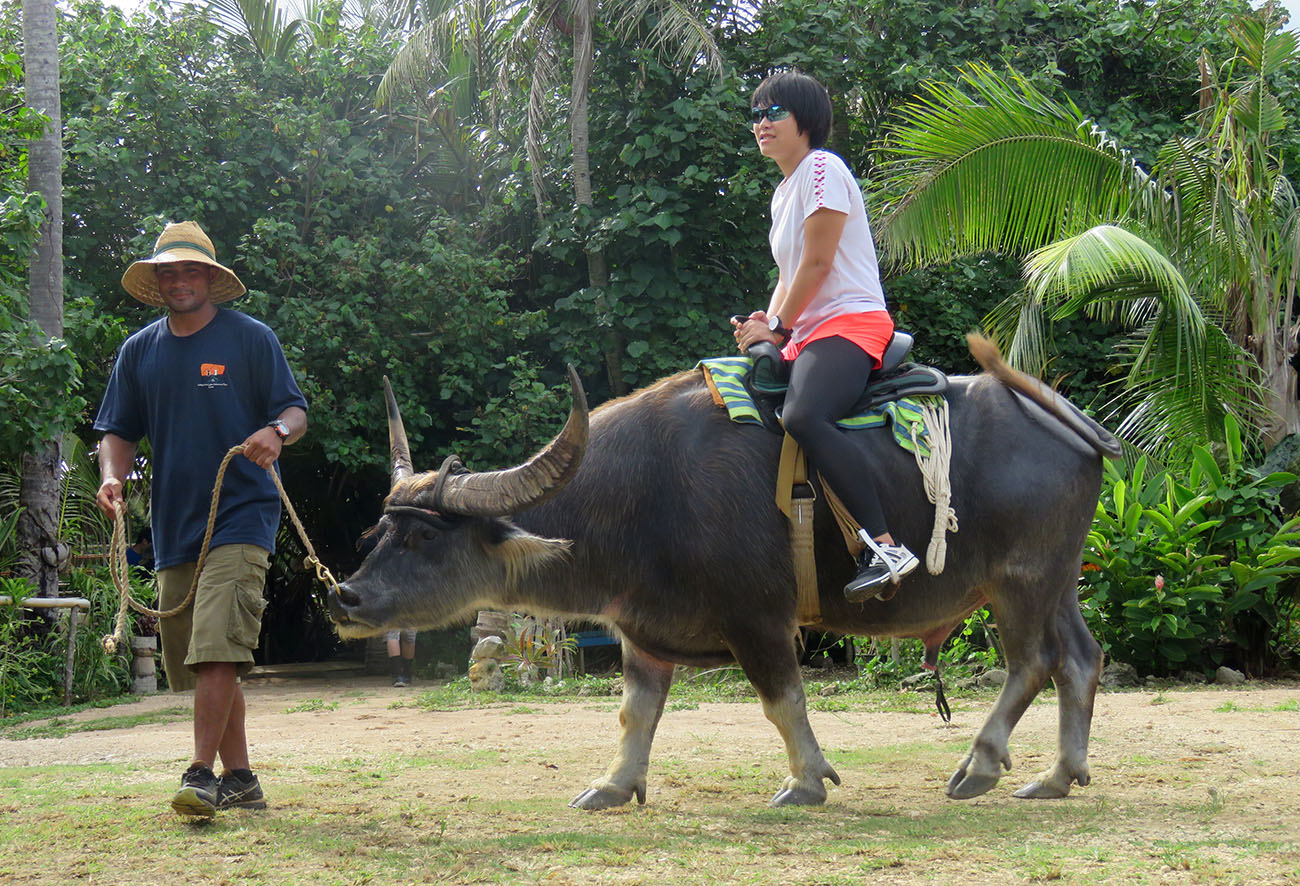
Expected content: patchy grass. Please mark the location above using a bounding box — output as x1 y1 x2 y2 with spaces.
0 706 189 740
0 694 147 734
284 698 340 714
5 747 1290 886
1212 697 1298 713
3 681 1299 885
402 670 982 717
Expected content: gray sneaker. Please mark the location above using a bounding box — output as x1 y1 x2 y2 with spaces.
171 763 218 817
216 769 267 810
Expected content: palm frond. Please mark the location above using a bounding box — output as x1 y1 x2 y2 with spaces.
876 64 1156 270
200 0 304 60
982 288 1048 376
377 22 450 107
604 0 724 76
1109 321 1265 463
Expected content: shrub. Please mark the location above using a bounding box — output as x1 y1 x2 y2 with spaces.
1081 418 1300 675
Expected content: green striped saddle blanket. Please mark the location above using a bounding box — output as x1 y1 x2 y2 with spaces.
698 355 942 457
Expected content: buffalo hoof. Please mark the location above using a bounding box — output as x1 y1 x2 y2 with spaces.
1011 779 1070 799
769 776 828 807
945 767 1000 800
569 781 645 811
1012 766 1085 799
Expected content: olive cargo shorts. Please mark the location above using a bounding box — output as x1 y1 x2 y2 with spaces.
156 544 270 691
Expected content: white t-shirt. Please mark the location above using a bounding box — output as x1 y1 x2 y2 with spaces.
769 149 886 344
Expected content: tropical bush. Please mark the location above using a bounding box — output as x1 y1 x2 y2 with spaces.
0 567 136 717
1081 419 1300 676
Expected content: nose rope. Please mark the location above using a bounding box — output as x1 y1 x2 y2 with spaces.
103 443 341 654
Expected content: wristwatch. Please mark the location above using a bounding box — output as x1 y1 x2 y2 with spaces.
768 314 792 344
268 418 291 440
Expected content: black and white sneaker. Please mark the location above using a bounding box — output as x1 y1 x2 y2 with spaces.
217 769 267 810
844 535 919 603
171 763 219 817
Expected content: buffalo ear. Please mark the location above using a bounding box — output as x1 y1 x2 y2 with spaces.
488 522 571 588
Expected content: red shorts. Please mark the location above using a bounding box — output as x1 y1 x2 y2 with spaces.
781 310 895 368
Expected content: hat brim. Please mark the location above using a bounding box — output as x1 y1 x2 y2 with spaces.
121 247 246 307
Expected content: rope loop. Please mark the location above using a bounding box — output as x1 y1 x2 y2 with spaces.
103 443 334 652
909 399 958 574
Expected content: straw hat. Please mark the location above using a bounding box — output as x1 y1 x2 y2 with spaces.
120 221 246 307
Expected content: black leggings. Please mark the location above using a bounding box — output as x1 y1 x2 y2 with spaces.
781 335 888 538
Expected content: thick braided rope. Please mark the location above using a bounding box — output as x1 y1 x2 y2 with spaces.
102 444 340 654
909 399 958 574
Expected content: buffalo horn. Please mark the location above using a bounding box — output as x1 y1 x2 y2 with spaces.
432 365 588 516
383 376 414 487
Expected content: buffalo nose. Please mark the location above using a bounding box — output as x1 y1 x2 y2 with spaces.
336 583 362 607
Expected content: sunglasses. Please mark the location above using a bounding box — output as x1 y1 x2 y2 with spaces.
750 104 792 125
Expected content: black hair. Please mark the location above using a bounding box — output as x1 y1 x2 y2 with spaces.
752 71 833 150
135 526 152 545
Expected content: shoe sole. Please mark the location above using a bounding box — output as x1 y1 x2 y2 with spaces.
171 788 217 817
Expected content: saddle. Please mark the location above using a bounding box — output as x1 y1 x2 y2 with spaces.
728 333 954 628
743 332 948 434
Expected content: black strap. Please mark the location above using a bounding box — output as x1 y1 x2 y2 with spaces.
934 670 952 723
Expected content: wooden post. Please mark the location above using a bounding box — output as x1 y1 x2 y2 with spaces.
63 607 78 705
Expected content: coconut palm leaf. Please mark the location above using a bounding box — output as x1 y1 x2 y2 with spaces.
985 225 1205 380
875 64 1157 269
200 0 305 60
605 0 723 76
1109 320 1264 460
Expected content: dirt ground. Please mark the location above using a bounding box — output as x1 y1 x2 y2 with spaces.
2 673 1299 798
3 673 1300 884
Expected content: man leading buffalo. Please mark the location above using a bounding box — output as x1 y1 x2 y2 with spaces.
95 221 308 817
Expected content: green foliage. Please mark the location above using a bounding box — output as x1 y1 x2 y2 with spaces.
875 4 1300 460
941 608 1004 672
241 218 548 472
5 0 1299 684
0 47 47 298
1081 419 1300 675
0 307 87 464
0 45 89 461
0 566 133 717
533 57 764 398
0 580 60 717
499 615 575 684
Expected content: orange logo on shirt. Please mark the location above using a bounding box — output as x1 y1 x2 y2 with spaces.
200 363 226 377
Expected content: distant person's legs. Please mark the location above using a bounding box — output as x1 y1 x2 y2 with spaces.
387 628 416 687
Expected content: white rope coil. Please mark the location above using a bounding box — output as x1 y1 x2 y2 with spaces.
910 399 958 574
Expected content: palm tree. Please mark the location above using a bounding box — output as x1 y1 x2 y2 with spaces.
875 6 1299 461
17 0 65 599
377 0 723 395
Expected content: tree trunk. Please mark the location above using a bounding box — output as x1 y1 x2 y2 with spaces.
569 0 626 396
1261 345 1299 451
19 0 64 599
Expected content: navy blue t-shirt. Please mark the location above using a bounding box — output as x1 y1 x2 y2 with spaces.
94 308 308 570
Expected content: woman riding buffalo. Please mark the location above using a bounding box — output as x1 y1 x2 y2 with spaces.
731 70 917 601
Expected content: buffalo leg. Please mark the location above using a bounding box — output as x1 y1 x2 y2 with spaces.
1013 599 1101 798
732 631 841 807
946 583 1056 800
570 641 674 810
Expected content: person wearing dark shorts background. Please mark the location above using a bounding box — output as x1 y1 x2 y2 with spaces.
95 221 308 817
731 71 919 602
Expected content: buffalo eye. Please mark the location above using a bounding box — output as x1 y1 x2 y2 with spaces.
355 524 380 556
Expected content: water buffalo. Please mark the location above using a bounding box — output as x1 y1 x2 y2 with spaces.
329 335 1120 809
